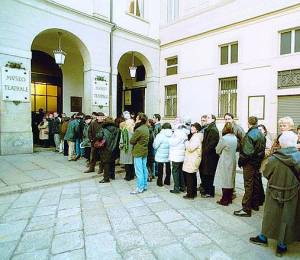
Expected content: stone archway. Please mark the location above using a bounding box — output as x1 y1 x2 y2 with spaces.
116 51 153 116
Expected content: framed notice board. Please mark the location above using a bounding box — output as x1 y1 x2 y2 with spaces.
70 96 82 112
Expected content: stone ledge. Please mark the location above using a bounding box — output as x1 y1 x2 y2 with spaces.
0 173 98 196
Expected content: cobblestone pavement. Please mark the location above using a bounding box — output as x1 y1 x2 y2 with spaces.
0 170 300 259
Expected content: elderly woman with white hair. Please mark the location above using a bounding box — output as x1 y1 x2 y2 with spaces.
250 131 300 257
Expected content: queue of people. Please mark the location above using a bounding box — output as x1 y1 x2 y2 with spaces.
33 109 300 257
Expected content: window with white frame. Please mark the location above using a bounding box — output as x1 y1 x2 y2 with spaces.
165 84 177 117
166 56 178 76
218 77 237 118
280 29 300 55
220 42 238 65
167 0 179 23
128 0 144 18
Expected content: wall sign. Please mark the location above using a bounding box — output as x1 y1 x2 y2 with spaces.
93 77 109 107
1 67 30 102
248 95 265 120
71 96 82 112
124 90 131 105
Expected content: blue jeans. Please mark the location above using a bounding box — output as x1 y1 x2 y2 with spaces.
75 138 84 157
134 157 148 191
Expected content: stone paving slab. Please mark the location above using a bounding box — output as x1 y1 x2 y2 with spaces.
0 151 98 195
0 151 299 259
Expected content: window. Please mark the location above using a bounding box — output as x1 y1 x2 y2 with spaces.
165 84 177 117
220 42 238 65
31 82 58 112
278 69 300 89
167 0 179 23
128 0 144 17
166 56 178 76
218 77 237 118
280 29 300 55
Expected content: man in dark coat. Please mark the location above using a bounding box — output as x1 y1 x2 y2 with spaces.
249 131 300 257
199 114 220 197
84 112 105 173
97 117 120 183
234 116 266 217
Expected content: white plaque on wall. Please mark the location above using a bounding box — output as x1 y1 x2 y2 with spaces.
93 78 109 106
1 67 30 102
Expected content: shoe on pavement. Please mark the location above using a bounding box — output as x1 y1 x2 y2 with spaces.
276 245 287 257
130 189 143 194
201 194 213 198
84 169 95 173
99 179 110 183
252 206 259 211
170 190 180 194
183 195 194 200
249 236 268 246
234 209 251 217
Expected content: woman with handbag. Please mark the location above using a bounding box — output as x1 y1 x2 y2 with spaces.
38 117 49 148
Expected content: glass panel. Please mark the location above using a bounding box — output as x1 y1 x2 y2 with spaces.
173 97 177 116
31 83 35 94
221 46 228 65
35 83 46 95
31 95 35 112
167 66 178 76
47 96 57 112
295 29 300 53
137 0 144 17
230 93 237 117
280 31 291 55
167 57 178 66
47 85 57 96
231 43 238 63
36 95 46 112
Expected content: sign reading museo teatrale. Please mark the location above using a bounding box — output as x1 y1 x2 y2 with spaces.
1 67 30 102
93 76 109 106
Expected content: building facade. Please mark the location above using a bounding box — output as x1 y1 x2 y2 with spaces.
160 0 300 134
0 0 160 154
1 0 300 155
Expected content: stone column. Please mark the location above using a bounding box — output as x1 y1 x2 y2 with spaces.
0 50 33 155
145 76 160 116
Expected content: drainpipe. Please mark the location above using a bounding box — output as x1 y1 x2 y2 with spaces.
109 0 116 116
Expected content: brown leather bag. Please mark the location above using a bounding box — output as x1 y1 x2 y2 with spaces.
93 139 106 149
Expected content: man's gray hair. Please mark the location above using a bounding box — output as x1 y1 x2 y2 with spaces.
279 131 298 148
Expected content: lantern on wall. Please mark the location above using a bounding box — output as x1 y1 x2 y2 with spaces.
129 51 137 78
53 32 67 67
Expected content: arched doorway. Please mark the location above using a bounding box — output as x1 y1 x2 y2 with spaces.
117 52 150 116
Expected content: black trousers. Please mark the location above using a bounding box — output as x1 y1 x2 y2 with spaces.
202 174 215 197
185 172 197 198
103 161 115 181
172 162 185 191
84 147 91 161
124 164 135 180
157 162 171 186
63 140 68 156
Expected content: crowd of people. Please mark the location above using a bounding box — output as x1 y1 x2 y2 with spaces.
33 109 300 257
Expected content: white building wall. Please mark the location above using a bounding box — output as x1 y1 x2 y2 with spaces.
160 1 300 134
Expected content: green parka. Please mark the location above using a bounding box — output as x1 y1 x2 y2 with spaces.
262 147 300 244
130 124 149 158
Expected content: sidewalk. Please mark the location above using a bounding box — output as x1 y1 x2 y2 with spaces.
0 151 99 195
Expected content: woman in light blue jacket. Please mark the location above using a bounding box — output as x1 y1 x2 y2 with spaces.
153 123 173 186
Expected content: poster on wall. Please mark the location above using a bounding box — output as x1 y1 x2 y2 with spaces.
248 95 265 120
124 90 131 105
1 67 30 102
71 96 82 112
93 77 109 107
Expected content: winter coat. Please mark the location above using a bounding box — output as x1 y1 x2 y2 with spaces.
38 121 49 140
153 123 161 137
183 132 203 173
262 147 300 244
88 120 102 144
81 123 91 148
238 126 266 169
199 122 220 176
153 129 173 163
233 122 245 152
169 128 188 163
119 120 135 165
130 124 149 158
147 127 155 165
64 119 80 142
215 134 237 188
51 117 60 134
60 120 69 140
96 120 120 163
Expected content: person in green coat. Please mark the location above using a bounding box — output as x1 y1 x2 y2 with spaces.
130 113 149 194
250 131 300 257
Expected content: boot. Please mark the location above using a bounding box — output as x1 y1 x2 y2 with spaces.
157 171 163 187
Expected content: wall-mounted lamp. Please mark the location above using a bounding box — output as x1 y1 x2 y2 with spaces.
53 32 67 67
129 51 137 78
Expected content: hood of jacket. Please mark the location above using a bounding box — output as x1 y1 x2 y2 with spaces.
160 128 173 137
273 147 300 172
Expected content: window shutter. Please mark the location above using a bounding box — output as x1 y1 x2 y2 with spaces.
221 46 228 65
231 43 238 63
280 31 292 55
